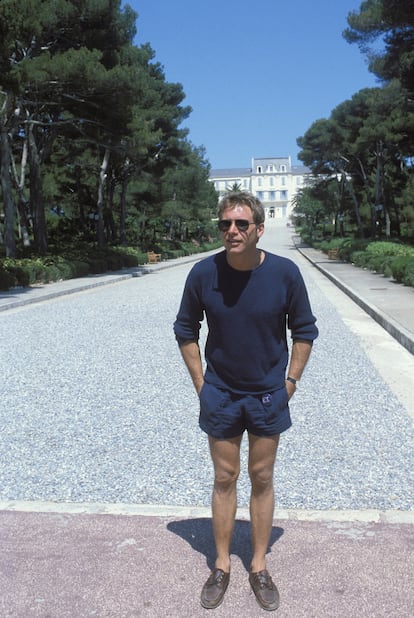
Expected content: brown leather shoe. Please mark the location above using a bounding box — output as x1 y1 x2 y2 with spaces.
249 569 280 611
200 568 230 609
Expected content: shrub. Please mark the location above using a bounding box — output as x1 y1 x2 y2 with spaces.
350 250 368 267
365 254 394 274
0 265 15 290
88 258 108 274
402 262 414 286
365 241 414 258
72 261 90 277
25 259 46 284
338 238 370 261
318 238 344 253
44 264 62 283
162 249 186 259
389 256 414 283
5 264 31 287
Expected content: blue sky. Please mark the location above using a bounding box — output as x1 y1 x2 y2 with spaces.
125 1 378 170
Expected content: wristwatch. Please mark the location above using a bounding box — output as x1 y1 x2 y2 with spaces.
286 376 298 386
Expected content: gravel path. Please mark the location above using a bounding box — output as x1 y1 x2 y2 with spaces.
1 225 413 511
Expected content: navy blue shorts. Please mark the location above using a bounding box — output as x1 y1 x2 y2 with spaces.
199 382 292 439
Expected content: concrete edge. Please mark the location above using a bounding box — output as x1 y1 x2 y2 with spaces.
0 273 135 312
296 246 414 356
1 500 413 524
0 252 217 312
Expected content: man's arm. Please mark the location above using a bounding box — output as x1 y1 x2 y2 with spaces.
285 339 313 399
179 340 204 395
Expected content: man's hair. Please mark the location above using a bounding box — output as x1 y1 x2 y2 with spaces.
217 192 265 225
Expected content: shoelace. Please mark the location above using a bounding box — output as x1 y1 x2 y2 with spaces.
209 569 227 585
255 571 274 590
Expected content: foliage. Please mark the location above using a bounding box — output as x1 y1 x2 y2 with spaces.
0 1 218 259
0 237 222 290
344 0 414 95
297 229 414 287
296 1 414 244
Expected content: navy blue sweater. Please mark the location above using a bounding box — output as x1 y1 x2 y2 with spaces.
174 250 318 394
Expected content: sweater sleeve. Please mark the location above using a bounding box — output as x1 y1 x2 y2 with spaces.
286 265 318 341
173 267 204 345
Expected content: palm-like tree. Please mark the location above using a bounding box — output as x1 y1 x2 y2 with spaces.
226 182 242 192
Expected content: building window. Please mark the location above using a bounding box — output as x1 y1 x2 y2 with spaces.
280 165 286 172
257 177 262 187
257 166 262 173
243 178 249 188
257 191 264 200
269 177 274 186
266 165 274 172
280 190 288 199
281 176 286 186
269 191 275 200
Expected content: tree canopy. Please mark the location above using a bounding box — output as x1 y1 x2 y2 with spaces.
0 0 217 257
296 0 414 241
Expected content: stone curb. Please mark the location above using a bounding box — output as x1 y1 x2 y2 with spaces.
1 499 413 525
0 251 216 312
295 243 414 355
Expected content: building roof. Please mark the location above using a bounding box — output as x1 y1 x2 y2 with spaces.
209 168 251 178
291 165 310 174
209 159 311 179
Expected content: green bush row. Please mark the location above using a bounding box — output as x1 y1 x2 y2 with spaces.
0 249 144 290
312 237 414 287
0 239 222 291
351 252 414 286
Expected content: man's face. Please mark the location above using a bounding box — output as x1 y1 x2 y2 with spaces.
219 204 264 256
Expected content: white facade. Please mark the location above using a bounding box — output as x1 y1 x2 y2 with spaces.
209 156 311 220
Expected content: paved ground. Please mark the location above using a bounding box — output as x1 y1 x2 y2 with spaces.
1 503 413 617
1 230 413 617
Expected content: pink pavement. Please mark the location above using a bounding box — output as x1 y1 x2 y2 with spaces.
1 508 413 617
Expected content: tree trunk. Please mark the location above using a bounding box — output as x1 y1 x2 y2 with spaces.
16 197 32 247
119 159 130 246
341 170 364 239
97 147 110 248
105 173 117 242
0 119 17 257
11 137 31 246
375 141 385 238
28 125 48 254
348 183 364 239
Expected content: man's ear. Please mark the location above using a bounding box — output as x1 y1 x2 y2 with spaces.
256 223 265 240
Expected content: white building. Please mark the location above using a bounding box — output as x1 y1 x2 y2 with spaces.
209 156 311 220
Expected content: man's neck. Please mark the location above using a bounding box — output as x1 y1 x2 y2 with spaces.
226 248 263 271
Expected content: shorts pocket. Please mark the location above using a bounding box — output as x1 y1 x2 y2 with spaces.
199 383 229 429
200 383 228 414
261 387 289 425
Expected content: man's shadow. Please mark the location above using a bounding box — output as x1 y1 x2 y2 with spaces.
167 518 283 571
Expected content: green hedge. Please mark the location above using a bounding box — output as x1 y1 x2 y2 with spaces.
350 242 414 285
0 239 222 291
301 233 414 288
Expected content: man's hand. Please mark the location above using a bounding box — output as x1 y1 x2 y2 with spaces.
285 379 297 400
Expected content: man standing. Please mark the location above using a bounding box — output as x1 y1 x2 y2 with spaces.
173 192 318 611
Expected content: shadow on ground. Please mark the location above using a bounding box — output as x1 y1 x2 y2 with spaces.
167 518 284 571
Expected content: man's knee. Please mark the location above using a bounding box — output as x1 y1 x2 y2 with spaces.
214 464 240 491
249 463 274 490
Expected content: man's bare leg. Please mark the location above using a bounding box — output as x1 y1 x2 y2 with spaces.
248 433 280 572
208 434 243 572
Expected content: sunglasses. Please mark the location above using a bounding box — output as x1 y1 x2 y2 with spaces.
218 219 256 232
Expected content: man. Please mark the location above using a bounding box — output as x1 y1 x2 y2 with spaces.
173 192 318 611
